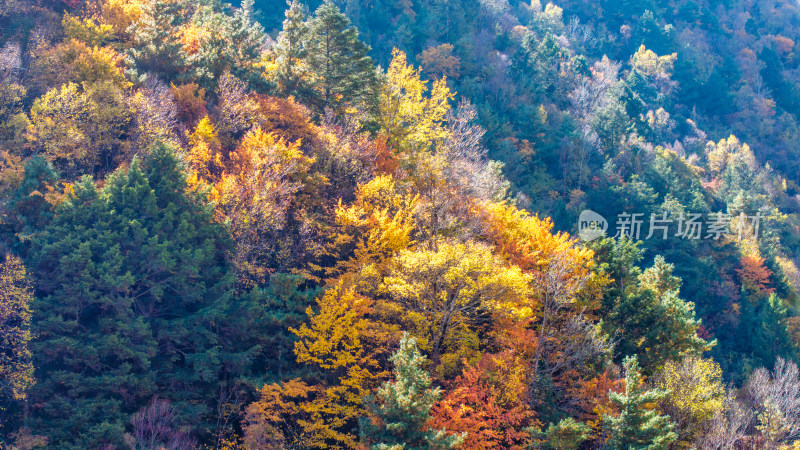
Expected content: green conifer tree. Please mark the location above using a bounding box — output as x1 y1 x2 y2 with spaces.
273 0 310 98
28 143 259 448
126 0 186 80
304 0 378 114
361 333 464 449
604 356 678 449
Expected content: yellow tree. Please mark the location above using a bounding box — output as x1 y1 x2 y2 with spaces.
186 115 222 181
630 45 677 80
321 174 418 286
380 240 530 371
654 356 725 446
0 254 34 431
215 126 317 284
479 201 608 408
244 283 391 448
27 81 132 178
378 48 453 152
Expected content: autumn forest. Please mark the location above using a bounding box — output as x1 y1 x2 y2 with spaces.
2 0 800 448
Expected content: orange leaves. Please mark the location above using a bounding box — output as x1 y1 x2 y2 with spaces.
571 371 624 432
373 134 399 176
479 201 599 308
253 95 317 143
243 379 324 448
184 112 318 283
419 43 461 79
98 0 143 35
736 254 775 298
481 201 592 274
179 24 210 56
431 353 537 448
32 38 128 89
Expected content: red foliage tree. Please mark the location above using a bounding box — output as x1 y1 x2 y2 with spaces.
431 352 537 448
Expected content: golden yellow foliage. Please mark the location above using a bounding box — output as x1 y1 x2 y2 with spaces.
379 48 454 151
99 0 143 34
481 200 595 284
187 116 221 180
32 39 129 89
62 13 114 46
630 45 677 78
381 240 530 370
325 175 418 284
655 356 725 444
213 127 316 283
281 283 388 447
0 254 34 403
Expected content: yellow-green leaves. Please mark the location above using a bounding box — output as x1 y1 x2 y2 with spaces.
0 254 34 403
381 240 530 370
379 48 454 151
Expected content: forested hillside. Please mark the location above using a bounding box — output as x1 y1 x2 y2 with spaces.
1 0 800 448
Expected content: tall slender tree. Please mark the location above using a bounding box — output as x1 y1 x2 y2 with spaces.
0 254 34 435
304 0 378 114
361 333 465 449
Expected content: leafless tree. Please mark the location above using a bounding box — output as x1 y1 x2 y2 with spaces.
566 16 596 49
214 384 249 448
441 100 509 204
321 109 376 190
530 250 596 383
568 57 621 187
0 41 21 85
131 76 181 154
526 250 611 414
214 70 261 146
743 357 800 445
693 389 752 449
126 397 196 450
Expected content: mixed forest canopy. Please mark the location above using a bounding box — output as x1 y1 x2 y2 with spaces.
1 0 800 447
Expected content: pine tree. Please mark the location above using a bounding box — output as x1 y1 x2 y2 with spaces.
361 333 464 449
592 242 711 374
272 0 310 98
738 293 795 369
604 356 678 449
5 157 59 251
256 272 320 382
126 0 186 81
304 0 378 114
28 143 259 448
184 0 266 90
